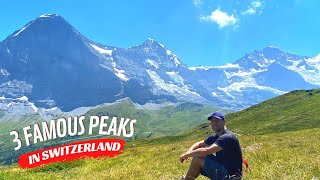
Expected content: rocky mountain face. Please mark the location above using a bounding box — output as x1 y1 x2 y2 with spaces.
0 14 319 114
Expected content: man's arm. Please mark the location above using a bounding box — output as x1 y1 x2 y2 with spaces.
179 140 208 163
180 143 222 163
186 140 207 153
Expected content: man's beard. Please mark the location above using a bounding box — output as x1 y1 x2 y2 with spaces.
212 126 224 134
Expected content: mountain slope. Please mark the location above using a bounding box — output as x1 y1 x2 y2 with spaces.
0 14 199 111
0 100 222 164
1 14 320 113
1 89 320 179
0 14 122 111
226 89 320 134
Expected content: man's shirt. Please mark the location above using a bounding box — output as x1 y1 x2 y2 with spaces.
204 129 243 176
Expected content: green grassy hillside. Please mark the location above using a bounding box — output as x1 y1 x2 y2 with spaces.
0 89 320 179
84 100 222 138
1 126 319 179
0 101 221 165
227 89 320 134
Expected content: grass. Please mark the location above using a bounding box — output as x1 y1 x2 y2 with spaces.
85 100 221 137
0 101 220 164
227 89 320 135
1 89 320 179
0 126 319 179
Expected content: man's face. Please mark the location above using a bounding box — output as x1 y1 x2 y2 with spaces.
209 117 225 132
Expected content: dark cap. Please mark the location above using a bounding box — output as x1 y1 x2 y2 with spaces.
207 112 225 121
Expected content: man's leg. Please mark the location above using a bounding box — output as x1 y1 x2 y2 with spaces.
201 155 229 180
184 157 205 180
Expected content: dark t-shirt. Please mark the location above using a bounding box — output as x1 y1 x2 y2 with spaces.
204 129 243 176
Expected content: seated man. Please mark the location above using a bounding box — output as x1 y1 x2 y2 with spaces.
180 112 243 180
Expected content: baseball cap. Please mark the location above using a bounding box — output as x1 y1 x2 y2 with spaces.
207 112 225 121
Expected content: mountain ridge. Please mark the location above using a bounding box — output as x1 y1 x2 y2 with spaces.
0 14 319 112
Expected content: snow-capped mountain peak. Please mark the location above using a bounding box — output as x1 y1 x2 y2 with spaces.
1 15 319 113
11 14 72 39
39 14 60 18
262 46 284 52
142 38 164 47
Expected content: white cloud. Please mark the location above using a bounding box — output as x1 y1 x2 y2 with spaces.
193 0 202 8
242 0 263 15
201 8 237 28
242 8 256 15
252 1 262 8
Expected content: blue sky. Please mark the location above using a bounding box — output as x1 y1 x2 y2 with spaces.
0 0 319 66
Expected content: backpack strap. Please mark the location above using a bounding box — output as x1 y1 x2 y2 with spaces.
243 158 249 173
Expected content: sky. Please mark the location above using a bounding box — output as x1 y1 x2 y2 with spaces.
0 0 319 66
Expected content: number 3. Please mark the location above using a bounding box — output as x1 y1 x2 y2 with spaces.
10 131 22 151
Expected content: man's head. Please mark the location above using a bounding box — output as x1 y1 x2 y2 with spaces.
207 112 226 132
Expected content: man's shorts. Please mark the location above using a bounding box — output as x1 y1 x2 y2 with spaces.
200 154 229 180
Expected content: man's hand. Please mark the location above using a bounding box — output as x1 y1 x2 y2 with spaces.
180 143 222 162
180 153 189 163
180 141 209 163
